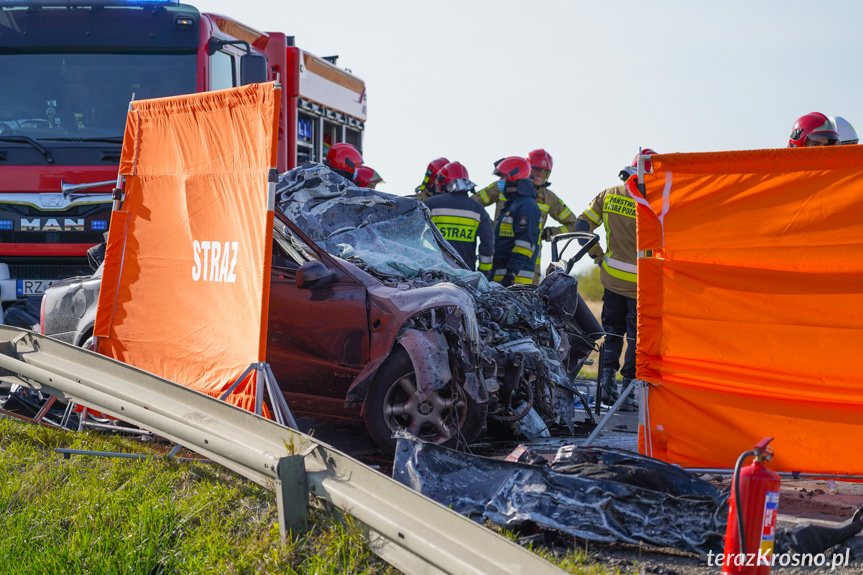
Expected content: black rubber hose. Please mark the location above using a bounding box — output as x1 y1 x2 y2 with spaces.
733 449 757 560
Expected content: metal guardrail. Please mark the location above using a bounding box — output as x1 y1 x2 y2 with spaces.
0 326 564 575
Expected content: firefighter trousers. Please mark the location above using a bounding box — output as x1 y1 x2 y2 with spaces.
600 288 637 381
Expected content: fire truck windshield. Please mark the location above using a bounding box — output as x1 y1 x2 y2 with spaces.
0 52 196 139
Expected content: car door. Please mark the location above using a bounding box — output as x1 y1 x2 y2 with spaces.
266 219 370 421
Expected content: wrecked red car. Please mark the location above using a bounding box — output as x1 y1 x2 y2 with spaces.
39 164 604 453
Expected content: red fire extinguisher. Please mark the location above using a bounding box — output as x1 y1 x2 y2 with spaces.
721 437 781 575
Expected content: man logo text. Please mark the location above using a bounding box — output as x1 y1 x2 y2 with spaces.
20 218 85 232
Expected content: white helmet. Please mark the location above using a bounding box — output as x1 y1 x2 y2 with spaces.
829 116 859 145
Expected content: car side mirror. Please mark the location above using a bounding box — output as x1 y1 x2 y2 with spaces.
296 260 336 290
241 53 268 85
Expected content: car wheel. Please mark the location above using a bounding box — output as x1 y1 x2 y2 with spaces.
363 347 486 454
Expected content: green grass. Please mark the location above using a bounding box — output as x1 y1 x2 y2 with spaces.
575 266 603 302
0 416 612 574
0 417 394 574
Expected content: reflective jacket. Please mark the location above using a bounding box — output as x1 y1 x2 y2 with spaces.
492 179 541 284
471 182 578 238
423 192 494 272
577 183 637 299
473 181 578 283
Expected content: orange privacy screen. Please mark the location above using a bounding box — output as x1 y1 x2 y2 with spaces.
634 146 863 475
95 83 280 412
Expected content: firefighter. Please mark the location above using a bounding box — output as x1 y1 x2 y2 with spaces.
423 161 494 275
324 142 363 180
354 165 385 189
575 150 657 411
787 112 840 147
412 157 450 201
490 157 541 287
471 149 577 284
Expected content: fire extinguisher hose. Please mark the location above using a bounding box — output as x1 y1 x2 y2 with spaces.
733 449 757 559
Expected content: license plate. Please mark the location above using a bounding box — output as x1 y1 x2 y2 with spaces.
16 279 56 297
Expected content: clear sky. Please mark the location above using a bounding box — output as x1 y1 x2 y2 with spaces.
194 0 863 271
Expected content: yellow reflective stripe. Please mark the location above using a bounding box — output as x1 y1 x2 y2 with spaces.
538 203 550 213
584 208 601 225
513 245 533 257
478 188 490 204
478 262 492 271
432 215 480 226
514 276 533 284
430 208 481 221
601 259 637 282
559 207 572 219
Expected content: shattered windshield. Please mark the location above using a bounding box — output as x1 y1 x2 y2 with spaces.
272 219 317 267
275 164 485 284
0 53 196 139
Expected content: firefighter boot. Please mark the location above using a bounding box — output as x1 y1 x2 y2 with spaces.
600 369 618 406
620 378 637 412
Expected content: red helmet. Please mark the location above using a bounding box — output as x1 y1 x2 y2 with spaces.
788 113 840 148
436 161 475 193
418 157 449 194
631 148 658 173
493 156 531 181
354 166 384 188
325 142 363 174
620 148 658 182
527 149 553 171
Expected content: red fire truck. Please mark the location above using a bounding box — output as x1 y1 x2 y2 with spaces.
0 0 367 323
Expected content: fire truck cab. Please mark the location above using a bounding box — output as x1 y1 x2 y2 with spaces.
0 0 367 323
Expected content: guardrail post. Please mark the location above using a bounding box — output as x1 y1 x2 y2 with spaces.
276 454 308 539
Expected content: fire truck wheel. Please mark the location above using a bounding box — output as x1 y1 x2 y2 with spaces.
363 347 486 454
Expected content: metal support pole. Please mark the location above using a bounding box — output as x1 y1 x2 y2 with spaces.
264 363 298 430
254 363 264 416
582 378 638 447
55 448 210 463
220 365 254 401
595 342 604 416
60 400 75 429
77 406 88 432
32 394 57 423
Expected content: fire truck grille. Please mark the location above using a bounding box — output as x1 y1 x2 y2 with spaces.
8 263 93 281
0 231 106 244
